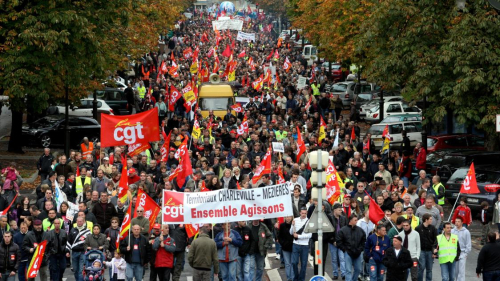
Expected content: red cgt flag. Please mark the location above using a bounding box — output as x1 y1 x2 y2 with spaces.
117 158 129 204
350 126 356 143
295 126 306 163
460 162 480 194
365 191 385 224
251 147 272 184
186 224 200 238
134 189 161 233
26 240 48 279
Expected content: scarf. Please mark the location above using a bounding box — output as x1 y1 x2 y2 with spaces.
222 177 231 189
403 229 411 249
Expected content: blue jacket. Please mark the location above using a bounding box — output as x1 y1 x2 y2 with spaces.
364 233 390 263
14 231 28 261
215 230 243 262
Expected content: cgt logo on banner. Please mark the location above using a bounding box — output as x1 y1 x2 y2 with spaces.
162 184 294 224
100 108 160 147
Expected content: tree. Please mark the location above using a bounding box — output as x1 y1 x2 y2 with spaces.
0 0 190 153
359 0 500 149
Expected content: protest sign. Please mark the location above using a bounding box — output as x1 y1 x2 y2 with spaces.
272 142 284 153
236 31 256 42
212 19 244 31
162 184 293 224
297 76 307 89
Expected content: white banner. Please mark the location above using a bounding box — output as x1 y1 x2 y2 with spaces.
297 76 307 89
212 19 244 31
236 31 256 42
272 142 284 153
162 184 293 224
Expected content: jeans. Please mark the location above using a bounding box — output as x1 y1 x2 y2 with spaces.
72 251 85 281
402 177 409 188
344 252 362 281
0 272 15 281
418 251 433 281
368 259 386 281
237 254 255 281
126 263 144 281
254 253 265 281
329 243 346 278
49 254 66 281
292 244 309 281
219 261 237 281
18 260 28 281
440 262 456 281
454 254 467 281
282 250 294 281
483 270 500 281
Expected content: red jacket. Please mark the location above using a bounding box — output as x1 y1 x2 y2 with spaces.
452 205 472 225
155 236 176 268
416 148 427 170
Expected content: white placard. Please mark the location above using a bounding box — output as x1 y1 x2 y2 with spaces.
162 184 293 224
236 31 256 42
272 142 284 153
212 19 244 31
297 76 307 89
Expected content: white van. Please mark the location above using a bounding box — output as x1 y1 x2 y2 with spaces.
302 45 318 66
367 121 423 148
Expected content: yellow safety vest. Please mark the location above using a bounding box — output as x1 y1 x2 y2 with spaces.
403 215 420 229
275 131 287 141
437 234 458 264
433 182 445 205
75 176 91 195
72 221 94 231
311 84 320 96
138 86 146 99
42 218 64 231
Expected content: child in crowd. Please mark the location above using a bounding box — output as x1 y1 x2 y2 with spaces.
104 252 127 281
451 197 472 228
480 201 492 245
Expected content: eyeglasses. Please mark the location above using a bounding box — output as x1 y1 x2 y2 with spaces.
137 211 143 213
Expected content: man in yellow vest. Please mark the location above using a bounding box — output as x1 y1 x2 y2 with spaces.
81 137 94 159
434 222 461 281
432 175 445 206
402 206 420 229
137 81 146 99
311 82 320 96
75 167 91 196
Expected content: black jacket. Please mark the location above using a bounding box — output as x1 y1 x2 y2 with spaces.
119 234 150 265
22 230 48 267
54 163 73 179
67 227 91 252
37 154 54 174
278 222 294 252
383 247 413 281
330 215 348 244
336 225 366 259
415 224 437 252
92 202 118 231
234 225 254 257
476 240 500 274
169 225 189 252
45 229 68 256
0 241 20 273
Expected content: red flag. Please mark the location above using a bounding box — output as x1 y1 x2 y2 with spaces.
350 127 356 143
26 240 48 279
382 125 389 138
325 160 342 205
238 50 246 58
76 165 80 177
309 70 316 84
231 103 243 113
366 191 385 224
161 131 171 163
222 44 232 57
283 57 291 72
460 163 480 194
186 224 200 238
176 154 193 188
134 189 161 232
295 126 306 163
266 49 274 61
116 203 133 249
363 139 371 154
213 56 220 73
237 182 242 190
277 166 286 184
207 47 215 58
201 180 210 192
251 147 272 184
305 95 312 111
237 113 249 136
169 85 181 111
117 158 129 204
273 49 279 60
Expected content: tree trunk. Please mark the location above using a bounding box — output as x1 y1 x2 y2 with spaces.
8 109 24 153
485 129 499 151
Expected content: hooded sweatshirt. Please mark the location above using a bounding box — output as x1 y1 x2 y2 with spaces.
451 226 471 258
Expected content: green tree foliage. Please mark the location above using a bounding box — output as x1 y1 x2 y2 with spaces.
359 0 500 148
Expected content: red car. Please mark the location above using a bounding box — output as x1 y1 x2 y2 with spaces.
427 134 485 152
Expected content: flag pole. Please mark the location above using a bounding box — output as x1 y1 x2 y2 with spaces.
447 193 461 222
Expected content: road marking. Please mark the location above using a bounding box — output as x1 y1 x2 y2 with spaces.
265 256 272 269
267 253 277 258
324 273 332 281
187 276 193 281
267 268 282 281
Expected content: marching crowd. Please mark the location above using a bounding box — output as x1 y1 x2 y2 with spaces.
0 5 499 281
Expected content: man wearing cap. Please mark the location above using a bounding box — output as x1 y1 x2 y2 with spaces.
152 224 176 281
382 235 413 280
342 194 353 218
23 219 49 281
336 214 366 281
128 168 140 185
149 223 162 280
330 203 348 280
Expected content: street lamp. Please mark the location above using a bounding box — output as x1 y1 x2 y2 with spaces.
309 150 333 277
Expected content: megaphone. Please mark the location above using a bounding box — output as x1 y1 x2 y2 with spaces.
209 73 220 84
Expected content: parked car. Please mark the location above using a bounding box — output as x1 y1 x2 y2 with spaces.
321 62 350 80
359 96 404 118
436 151 500 183
22 116 100 148
365 101 421 123
91 87 128 115
381 114 422 123
427 134 485 153
411 149 472 179
332 81 379 108
444 165 500 212
367 120 423 148
53 99 114 117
